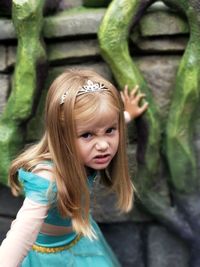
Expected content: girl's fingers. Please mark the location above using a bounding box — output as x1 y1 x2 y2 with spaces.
123 85 129 99
130 85 139 97
120 91 125 102
139 102 149 113
134 93 146 103
124 84 128 91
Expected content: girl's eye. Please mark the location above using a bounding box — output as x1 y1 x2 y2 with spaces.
106 127 116 134
81 132 92 139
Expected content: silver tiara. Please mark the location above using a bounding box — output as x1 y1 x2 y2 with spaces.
77 80 107 96
60 80 107 104
60 92 67 105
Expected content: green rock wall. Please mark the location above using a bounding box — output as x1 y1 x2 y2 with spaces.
0 0 47 185
0 1 200 266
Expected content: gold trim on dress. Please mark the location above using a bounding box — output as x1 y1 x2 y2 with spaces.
32 235 82 254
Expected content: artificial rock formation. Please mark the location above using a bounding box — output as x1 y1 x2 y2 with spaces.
98 0 200 266
0 0 47 184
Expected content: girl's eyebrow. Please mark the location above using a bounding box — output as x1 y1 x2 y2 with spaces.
76 116 119 132
76 126 92 134
77 122 119 135
77 129 92 134
107 119 119 127
110 121 118 126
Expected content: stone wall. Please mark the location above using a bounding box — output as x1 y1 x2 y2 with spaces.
0 1 194 266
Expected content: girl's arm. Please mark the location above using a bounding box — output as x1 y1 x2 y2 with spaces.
122 85 148 123
0 166 53 267
0 197 49 267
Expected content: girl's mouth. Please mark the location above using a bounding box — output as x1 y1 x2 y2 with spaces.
94 154 111 164
95 154 109 158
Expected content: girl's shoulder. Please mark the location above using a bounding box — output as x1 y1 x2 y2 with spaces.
18 161 57 205
31 161 55 182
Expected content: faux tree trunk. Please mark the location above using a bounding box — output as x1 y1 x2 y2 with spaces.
0 0 47 185
98 0 200 265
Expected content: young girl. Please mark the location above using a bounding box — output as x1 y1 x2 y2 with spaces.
0 69 147 267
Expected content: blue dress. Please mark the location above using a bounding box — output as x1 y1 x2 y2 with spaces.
18 168 121 267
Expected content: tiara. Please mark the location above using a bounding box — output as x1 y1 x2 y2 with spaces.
77 80 107 96
60 80 107 104
60 92 67 105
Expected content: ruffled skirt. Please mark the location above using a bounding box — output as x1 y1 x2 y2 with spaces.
21 219 121 267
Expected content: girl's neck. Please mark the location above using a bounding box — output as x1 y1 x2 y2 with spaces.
85 167 96 176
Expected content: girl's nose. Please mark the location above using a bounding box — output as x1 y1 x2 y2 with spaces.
95 140 109 151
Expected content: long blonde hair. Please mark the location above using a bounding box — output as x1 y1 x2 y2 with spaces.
9 69 134 238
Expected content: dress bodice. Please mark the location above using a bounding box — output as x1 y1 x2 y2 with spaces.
18 168 97 228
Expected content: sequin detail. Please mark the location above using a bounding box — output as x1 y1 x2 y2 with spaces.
32 234 82 254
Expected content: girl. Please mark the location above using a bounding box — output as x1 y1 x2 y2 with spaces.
0 69 147 267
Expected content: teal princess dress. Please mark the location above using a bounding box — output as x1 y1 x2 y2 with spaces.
18 168 121 267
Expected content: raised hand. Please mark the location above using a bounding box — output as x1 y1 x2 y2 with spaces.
120 85 148 121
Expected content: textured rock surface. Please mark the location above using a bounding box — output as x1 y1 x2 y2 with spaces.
47 39 100 63
139 8 189 36
0 0 47 185
0 2 197 266
43 8 105 38
0 75 9 115
148 226 189 267
100 222 145 267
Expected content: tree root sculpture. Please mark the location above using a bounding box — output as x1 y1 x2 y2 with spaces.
98 0 200 265
0 0 47 185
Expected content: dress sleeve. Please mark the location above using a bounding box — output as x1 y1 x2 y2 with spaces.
124 111 132 123
0 198 49 267
0 167 57 267
18 168 57 205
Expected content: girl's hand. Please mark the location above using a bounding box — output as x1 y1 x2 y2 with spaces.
120 85 148 121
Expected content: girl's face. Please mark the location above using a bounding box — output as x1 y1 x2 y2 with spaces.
76 107 119 170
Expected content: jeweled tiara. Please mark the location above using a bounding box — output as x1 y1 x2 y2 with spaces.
60 80 107 104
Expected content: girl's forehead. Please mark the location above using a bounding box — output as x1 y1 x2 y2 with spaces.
76 107 119 130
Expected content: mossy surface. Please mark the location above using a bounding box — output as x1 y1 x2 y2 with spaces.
0 0 47 185
98 0 200 236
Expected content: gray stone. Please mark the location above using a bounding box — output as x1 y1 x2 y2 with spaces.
148 226 189 267
132 36 188 52
139 9 189 37
47 39 100 62
3 40 101 70
0 74 9 115
99 222 145 267
0 46 20 71
0 217 13 242
7 46 16 69
0 46 6 71
91 181 131 223
58 0 83 10
0 46 16 71
0 8 189 41
91 182 152 223
194 116 200 173
148 1 168 10
127 143 137 175
0 183 23 218
194 106 200 175
0 18 16 40
43 8 105 38
59 62 113 81
135 55 181 122
195 145 200 174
